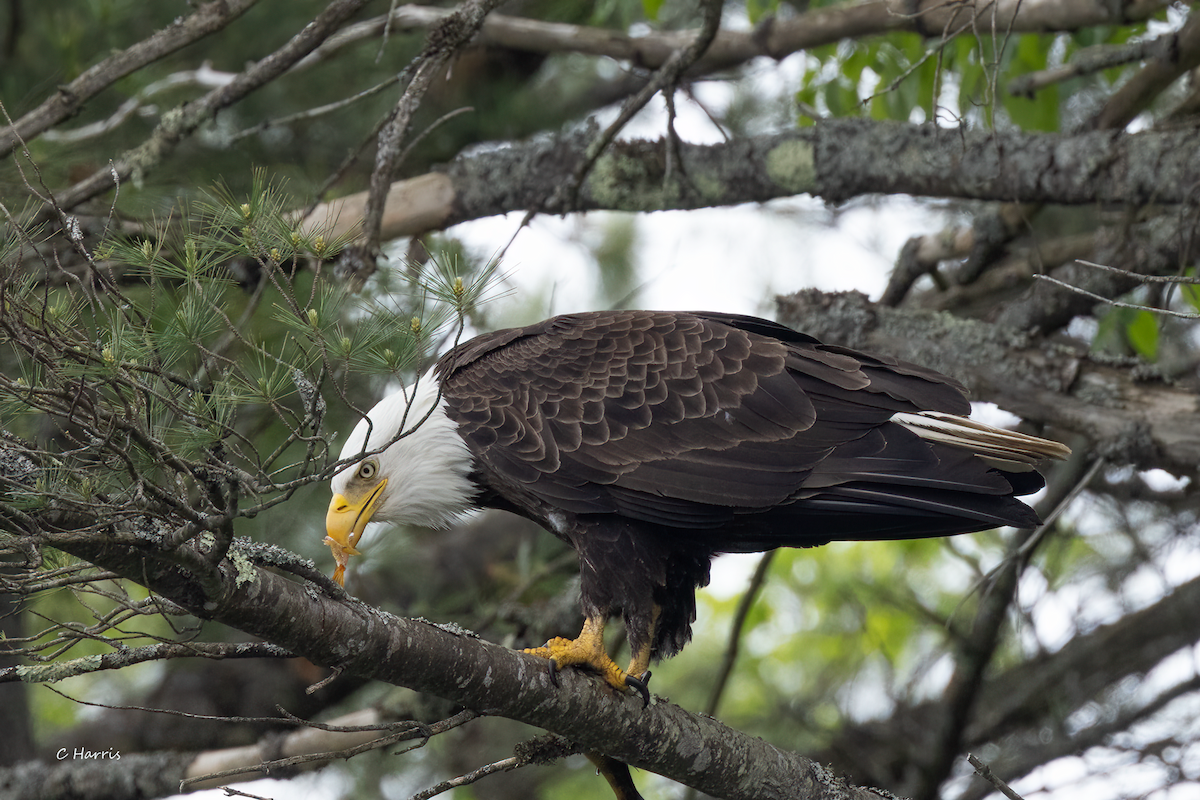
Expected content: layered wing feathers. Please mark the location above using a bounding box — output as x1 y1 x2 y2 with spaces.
436 310 1047 542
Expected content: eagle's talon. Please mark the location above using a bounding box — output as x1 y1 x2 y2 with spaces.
625 672 650 707
547 656 560 687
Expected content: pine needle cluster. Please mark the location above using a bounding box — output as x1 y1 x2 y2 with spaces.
0 174 500 571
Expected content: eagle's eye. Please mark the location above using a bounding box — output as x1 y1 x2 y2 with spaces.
357 460 378 480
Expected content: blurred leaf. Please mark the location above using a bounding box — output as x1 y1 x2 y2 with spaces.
746 0 779 25
1001 35 1060 131
641 0 664 20
1125 308 1160 361
1180 270 1200 313
1181 283 1200 312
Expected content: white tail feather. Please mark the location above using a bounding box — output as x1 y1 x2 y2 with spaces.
892 411 1071 469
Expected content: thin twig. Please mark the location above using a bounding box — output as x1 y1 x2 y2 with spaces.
40 682 300 724
354 0 505 271
42 64 236 144
565 0 724 209
1073 259 1200 284
408 755 522 800
1016 457 1104 568
179 708 479 789
967 754 1026 800
230 75 403 143
492 0 725 275
26 0 372 227
216 788 273 800
0 0 259 157
1008 36 1174 97
1035 273 1200 319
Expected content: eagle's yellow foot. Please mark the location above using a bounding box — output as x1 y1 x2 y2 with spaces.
525 615 652 706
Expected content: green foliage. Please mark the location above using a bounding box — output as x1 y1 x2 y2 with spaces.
795 22 1152 131
1179 270 1200 314
745 0 780 25
1000 35 1061 131
0 176 501 537
1124 308 1160 361
797 33 959 125
1092 303 1162 362
641 0 665 21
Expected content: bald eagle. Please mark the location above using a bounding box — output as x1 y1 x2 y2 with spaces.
325 310 1069 700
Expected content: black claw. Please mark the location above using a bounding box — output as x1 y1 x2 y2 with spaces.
625 672 651 707
546 658 560 688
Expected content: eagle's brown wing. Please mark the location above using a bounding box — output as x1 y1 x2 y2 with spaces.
435 310 1037 543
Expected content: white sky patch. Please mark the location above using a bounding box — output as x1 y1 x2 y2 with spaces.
453 195 956 318
1141 468 1192 492
706 552 764 600
449 50 961 321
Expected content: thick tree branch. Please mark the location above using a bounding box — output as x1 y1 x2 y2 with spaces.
5 518 890 800
339 0 1168 78
301 123 1200 242
775 289 1200 477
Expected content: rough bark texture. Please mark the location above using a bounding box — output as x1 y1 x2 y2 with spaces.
1 527 889 800
302 123 1200 243
775 289 1200 477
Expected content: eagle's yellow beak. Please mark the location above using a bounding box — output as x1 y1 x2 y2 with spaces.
324 478 388 586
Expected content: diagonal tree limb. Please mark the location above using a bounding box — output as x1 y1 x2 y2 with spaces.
910 453 1100 800
811 558 1200 794
2 515 894 800
22 0 372 230
1088 7 1200 132
0 0 260 159
323 1 1169 79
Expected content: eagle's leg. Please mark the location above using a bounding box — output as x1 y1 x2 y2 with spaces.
524 615 650 705
622 602 660 695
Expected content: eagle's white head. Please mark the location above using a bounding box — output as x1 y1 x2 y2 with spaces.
325 376 476 584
